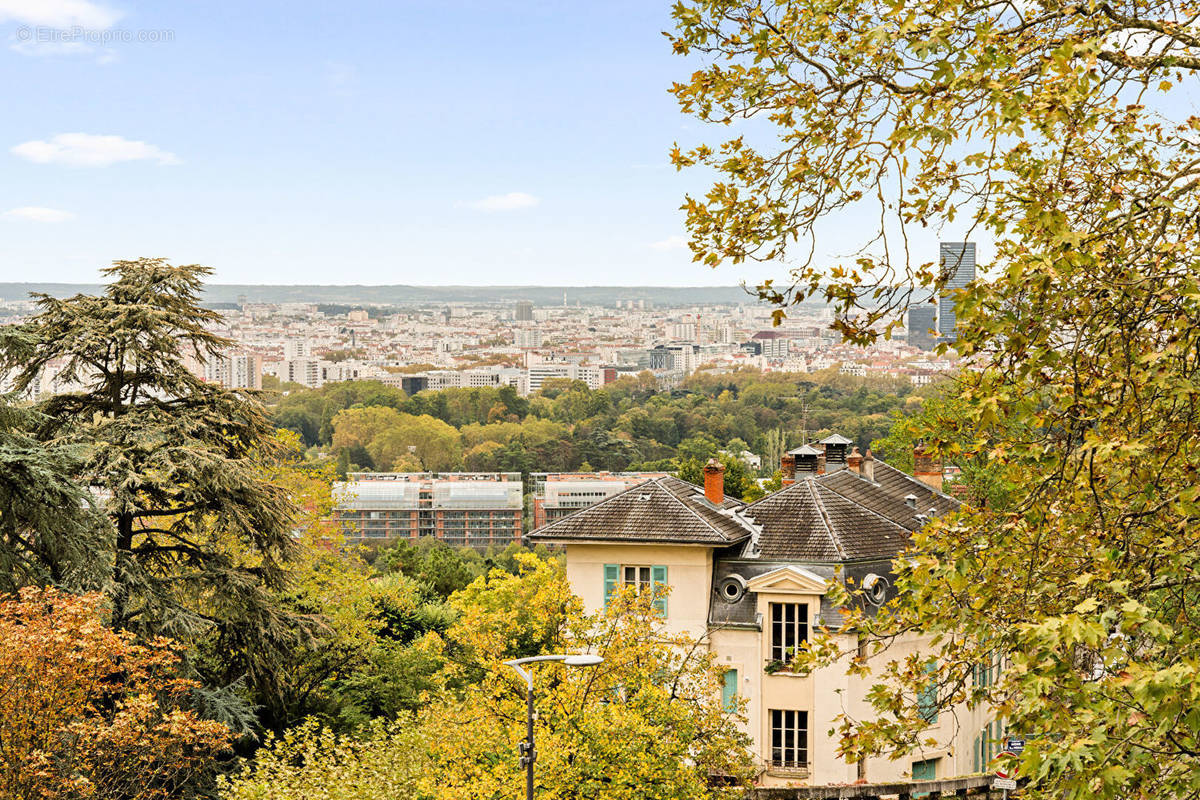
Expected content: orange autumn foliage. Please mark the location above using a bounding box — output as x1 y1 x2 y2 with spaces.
0 587 231 800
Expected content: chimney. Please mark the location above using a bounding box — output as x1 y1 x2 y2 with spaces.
904 493 918 509
703 458 726 505
817 451 826 476
861 448 875 482
781 453 796 487
847 446 863 474
913 442 943 491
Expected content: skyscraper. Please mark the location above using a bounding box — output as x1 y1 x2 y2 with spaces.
515 300 534 321
938 241 976 342
907 304 938 351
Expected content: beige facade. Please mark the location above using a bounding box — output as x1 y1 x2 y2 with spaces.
563 544 995 787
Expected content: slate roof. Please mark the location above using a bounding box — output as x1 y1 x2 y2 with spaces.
527 458 960 563
738 464 960 563
526 475 752 546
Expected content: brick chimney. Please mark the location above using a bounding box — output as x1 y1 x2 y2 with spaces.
862 448 875 482
703 458 726 504
913 442 943 491
847 446 863 473
780 453 796 487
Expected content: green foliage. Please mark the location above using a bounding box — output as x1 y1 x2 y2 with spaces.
0 397 108 592
671 0 1200 796
222 556 754 800
0 260 303 729
271 368 915 480
219 719 429 800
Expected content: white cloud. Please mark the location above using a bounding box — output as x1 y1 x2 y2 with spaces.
4 206 75 222
9 39 118 63
650 235 688 251
0 0 121 29
11 133 179 167
467 192 540 212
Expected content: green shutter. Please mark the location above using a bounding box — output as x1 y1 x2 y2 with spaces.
721 668 738 712
912 758 938 781
651 565 668 616
917 660 938 723
603 564 618 608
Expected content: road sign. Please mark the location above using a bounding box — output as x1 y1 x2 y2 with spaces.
994 777 1017 790
1005 737 1026 754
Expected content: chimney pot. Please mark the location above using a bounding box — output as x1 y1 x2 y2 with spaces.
847 446 863 474
780 453 796 487
703 457 726 505
862 448 875 482
913 441 944 491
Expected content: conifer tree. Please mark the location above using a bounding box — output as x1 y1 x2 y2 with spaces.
0 258 303 724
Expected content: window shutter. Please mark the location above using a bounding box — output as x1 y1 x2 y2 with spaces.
917 660 939 723
721 668 738 712
603 564 618 608
651 565 668 616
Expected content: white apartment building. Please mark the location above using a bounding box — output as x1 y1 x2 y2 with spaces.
203 352 263 390
526 363 604 395
515 328 544 349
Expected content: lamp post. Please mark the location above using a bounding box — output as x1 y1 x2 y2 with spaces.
503 654 604 800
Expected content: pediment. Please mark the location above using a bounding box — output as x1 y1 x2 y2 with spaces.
746 565 828 595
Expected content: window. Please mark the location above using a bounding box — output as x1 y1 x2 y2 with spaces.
623 565 651 591
603 564 668 615
769 602 809 663
769 709 808 769
721 669 738 713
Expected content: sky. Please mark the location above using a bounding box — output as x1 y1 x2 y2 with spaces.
0 0 790 286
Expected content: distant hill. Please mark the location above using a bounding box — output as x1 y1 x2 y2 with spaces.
0 283 767 307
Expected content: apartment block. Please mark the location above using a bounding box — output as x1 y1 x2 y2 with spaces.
333 472 523 549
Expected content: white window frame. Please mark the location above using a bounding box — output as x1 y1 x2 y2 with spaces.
769 602 809 663
769 708 808 769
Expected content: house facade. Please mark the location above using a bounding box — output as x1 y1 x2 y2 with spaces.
528 438 999 786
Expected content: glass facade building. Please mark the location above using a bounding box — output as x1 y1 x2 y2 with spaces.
333 472 523 549
937 241 976 342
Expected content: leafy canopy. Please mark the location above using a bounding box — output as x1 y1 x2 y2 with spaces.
672 1 1200 797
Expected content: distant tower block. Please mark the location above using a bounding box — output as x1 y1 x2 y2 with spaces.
515 300 534 322
938 241 976 342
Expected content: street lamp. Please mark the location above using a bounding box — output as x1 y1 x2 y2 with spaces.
504 654 604 800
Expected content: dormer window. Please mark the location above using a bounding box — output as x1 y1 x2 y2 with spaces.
769 602 809 664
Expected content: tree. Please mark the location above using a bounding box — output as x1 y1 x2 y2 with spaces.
0 397 107 592
424 556 755 799
0 259 301 725
219 719 429 800
672 2 1200 797
0 587 231 800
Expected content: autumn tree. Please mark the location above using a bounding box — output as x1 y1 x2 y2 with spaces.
0 259 302 726
220 556 753 800
421 556 753 799
0 587 230 800
672 1 1200 797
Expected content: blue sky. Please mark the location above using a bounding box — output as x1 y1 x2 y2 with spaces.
0 0 794 286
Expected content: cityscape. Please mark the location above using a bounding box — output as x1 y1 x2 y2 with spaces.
1 242 975 400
